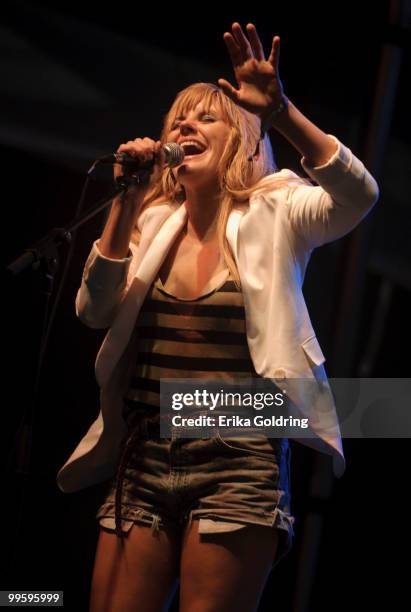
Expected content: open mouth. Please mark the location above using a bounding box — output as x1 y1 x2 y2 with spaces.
180 141 207 158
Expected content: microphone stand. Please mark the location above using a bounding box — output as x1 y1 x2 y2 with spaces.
4 167 149 577
7 173 144 277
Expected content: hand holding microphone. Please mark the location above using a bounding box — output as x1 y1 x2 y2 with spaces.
99 138 184 189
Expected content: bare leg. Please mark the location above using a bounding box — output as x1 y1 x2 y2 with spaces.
89 523 181 612
179 520 279 612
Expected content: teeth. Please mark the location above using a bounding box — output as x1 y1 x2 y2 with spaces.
181 141 206 152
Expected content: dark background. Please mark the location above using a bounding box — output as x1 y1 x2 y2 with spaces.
2 1 410 610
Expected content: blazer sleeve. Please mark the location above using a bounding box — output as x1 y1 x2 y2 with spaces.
75 207 149 329
287 135 380 248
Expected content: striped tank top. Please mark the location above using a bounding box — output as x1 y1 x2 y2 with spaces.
122 268 259 422
111 269 261 537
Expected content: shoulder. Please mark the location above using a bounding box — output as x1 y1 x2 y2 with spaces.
252 169 308 193
249 169 310 208
259 168 304 183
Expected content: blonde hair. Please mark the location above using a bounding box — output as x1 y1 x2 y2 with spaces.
132 82 309 288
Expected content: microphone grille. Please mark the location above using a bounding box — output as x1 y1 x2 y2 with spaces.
163 142 185 167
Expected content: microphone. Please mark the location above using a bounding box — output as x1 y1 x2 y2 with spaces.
98 142 184 169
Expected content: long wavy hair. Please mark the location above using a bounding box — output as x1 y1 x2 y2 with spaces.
132 82 308 287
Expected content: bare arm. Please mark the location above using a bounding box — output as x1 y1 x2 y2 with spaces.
98 137 165 259
218 22 338 166
98 191 145 259
218 23 378 249
270 99 338 167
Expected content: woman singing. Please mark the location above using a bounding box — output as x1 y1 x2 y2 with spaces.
57 22 379 612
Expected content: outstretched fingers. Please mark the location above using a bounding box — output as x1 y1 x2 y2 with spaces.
231 22 254 59
245 23 265 61
268 36 281 72
223 31 243 67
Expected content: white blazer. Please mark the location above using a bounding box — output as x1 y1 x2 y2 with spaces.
56 135 379 491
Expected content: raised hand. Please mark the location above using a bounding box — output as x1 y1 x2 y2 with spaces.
218 23 286 123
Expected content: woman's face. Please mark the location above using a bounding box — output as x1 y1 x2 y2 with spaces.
167 101 232 191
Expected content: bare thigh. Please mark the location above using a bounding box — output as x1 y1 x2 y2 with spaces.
179 520 279 612
89 523 181 612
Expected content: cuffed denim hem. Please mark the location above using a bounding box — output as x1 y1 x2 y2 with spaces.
97 502 295 570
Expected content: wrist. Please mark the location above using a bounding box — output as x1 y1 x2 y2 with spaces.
113 187 144 211
260 96 289 137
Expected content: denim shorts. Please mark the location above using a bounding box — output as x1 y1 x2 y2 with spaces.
96 410 295 570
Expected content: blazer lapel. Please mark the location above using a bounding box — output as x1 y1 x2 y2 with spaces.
225 207 245 265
